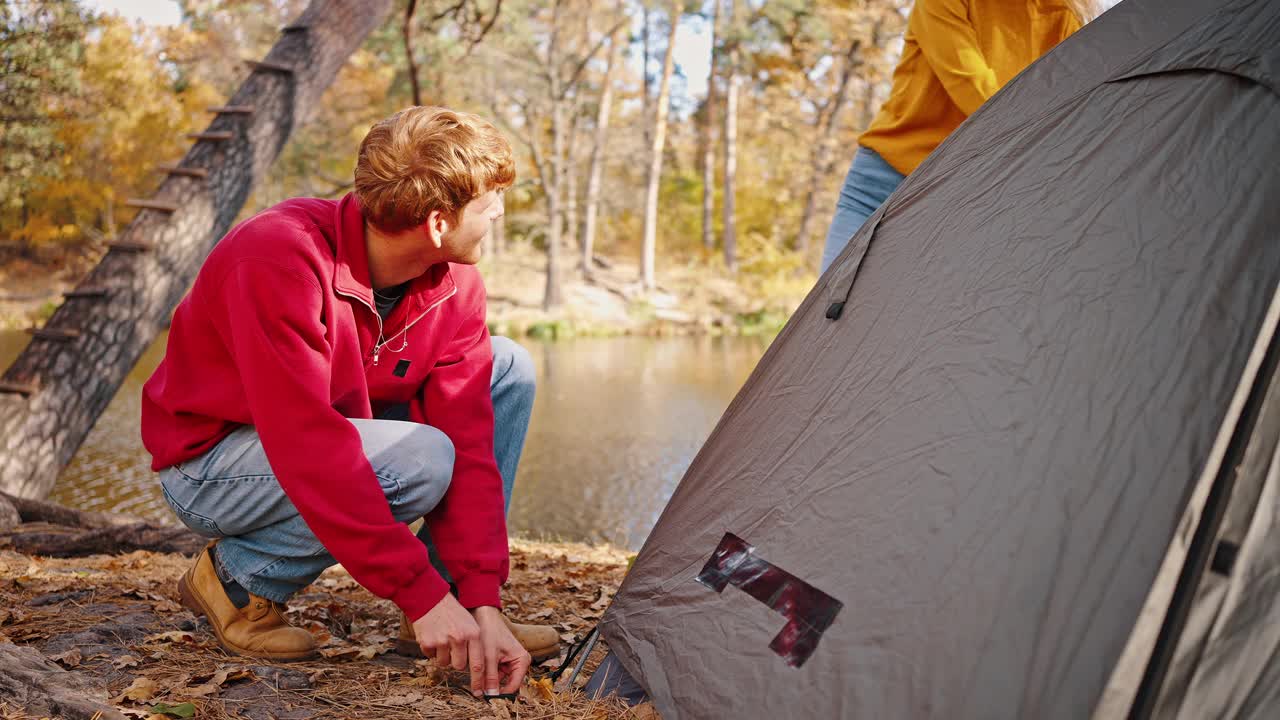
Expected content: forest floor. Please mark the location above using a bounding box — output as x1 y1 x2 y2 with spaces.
0 243 810 337
0 538 654 720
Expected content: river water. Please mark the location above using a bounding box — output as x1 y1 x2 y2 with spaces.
0 331 771 549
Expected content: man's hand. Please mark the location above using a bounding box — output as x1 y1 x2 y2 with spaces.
413 593 481 672
470 606 531 697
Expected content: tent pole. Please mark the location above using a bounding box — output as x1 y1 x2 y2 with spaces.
1125 282 1280 720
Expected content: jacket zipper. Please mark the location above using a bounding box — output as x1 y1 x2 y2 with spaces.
336 285 458 367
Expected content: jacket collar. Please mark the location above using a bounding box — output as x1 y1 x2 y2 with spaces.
331 193 456 314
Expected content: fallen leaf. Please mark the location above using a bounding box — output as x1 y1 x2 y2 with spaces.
318 643 384 661
149 701 197 718
590 587 615 611
144 631 195 644
532 677 555 701
526 608 554 621
114 655 142 669
382 691 423 707
51 648 82 668
559 633 576 643
490 698 513 719
116 676 160 702
628 702 661 720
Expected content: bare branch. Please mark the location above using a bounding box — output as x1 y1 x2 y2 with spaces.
403 0 423 105
559 16 630 101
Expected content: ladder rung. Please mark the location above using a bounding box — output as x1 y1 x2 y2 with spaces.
245 59 293 73
156 163 208 178
281 23 308 32
109 240 154 252
63 287 109 299
125 198 179 212
0 381 38 396
207 105 254 114
26 327 80 341
187 131 234 141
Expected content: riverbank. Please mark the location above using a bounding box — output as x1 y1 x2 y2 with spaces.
0 538 648 719
0 244 810 337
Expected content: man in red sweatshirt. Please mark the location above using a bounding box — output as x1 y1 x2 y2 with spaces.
141 106 551 697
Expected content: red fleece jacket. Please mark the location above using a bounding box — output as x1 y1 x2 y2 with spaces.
141 193 507 620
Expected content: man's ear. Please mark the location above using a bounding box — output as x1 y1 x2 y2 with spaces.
426 209 451 248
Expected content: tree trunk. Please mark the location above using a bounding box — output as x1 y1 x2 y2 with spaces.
0 491 205 557
0 490 134 528
701 0 721 252
582 19 623 280
403 0 423 106
1 522 207 557
640 3 680 291
722 0 740 273
0 643 126 720
542 0 567 311
544 101 565 310
794 42 860 255
564 110 581 264
641 4 652 151
492 213 506 258
0 0 397 500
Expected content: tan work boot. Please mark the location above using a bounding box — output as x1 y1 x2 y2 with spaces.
177 543 317 661
396 611 560 661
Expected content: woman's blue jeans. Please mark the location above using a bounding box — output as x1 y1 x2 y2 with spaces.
159 336 536 603
820 146 906 274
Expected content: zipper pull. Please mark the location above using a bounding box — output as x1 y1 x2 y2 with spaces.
373 346 381 366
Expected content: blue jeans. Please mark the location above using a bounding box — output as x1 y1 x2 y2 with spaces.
159 336 536 603
820 146 906 274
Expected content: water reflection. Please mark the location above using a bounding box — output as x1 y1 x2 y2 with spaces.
0 331 770 549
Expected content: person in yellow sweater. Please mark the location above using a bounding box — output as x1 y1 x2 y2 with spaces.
820 0 1097 273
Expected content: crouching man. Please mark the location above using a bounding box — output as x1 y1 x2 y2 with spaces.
141 106 555 697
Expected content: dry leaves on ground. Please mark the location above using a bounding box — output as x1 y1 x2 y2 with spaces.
0 539 653 719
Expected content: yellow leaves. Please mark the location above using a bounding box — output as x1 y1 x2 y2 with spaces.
7 13 224 248
116 676 160 702
143 631 197 645
183 667 256 698
531 676 557 701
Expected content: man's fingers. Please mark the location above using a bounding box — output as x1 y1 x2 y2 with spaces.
450 638 469 672
468 636 486 697
500 650 532 694
484 642 500 696
433 643 450 670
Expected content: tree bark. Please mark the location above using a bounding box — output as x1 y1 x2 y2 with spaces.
0 0 397 500
582 17 623 280
0 643 126 720
404 0 423 106
1 521 206 557
701 0 721 252
794 41 861 255
0 492 206 556
0 490 133 528
640 2 680 291
542 0 567 311
722 0 741 273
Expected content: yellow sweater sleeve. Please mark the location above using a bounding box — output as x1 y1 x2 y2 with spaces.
910 0 1000 116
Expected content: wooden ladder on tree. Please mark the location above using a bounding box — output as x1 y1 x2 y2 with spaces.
0 0 398 500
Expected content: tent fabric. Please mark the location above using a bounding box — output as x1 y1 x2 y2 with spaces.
1152 361 1280 719
600 1 1280 718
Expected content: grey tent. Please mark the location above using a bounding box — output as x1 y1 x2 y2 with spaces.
595 0 1280 717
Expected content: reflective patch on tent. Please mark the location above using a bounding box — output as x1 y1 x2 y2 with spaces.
695 532 843 667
